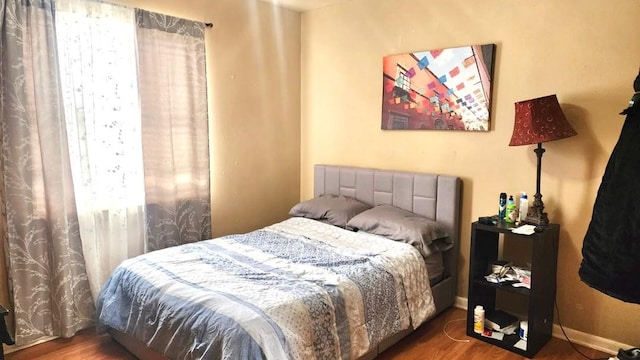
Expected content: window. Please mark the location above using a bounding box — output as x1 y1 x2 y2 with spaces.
395 64 411 93
56 1 146 212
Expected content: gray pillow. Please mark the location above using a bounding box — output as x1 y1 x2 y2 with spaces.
346 204 452 257
289 194 372 228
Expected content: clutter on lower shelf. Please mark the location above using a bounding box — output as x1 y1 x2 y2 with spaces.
484 309 519 334
484 261 531 289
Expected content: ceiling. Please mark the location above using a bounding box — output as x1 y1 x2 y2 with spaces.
258 0 350 12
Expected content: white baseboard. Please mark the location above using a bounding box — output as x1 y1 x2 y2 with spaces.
2 335 58 355
454 296 631 355
552 323 631 356
454 296 468 310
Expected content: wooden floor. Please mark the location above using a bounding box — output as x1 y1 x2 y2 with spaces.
5 307 614 360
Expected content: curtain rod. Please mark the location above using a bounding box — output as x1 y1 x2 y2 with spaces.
103 0 214 28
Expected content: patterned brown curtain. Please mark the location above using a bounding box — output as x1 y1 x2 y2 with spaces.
0 0 94 346
136 10 212 251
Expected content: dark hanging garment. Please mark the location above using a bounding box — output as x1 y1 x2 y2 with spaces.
579 71 640 304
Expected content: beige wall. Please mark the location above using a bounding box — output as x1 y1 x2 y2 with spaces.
2 0 638 352
301 0 640 349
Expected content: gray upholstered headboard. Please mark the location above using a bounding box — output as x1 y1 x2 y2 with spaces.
314 164 460 245
313 164 461 307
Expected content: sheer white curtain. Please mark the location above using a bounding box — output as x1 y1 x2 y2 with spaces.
55 0 146 299
54 0 211 298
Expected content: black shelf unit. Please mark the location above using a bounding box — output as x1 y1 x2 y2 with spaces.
466 221 559 358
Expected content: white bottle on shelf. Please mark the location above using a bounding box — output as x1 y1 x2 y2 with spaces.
473 305 485 334
519 192 529 222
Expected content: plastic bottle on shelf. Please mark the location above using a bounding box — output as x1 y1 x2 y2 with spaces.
473 305 485 334
519 192 529 222
505 195 516 223
519 320 528 340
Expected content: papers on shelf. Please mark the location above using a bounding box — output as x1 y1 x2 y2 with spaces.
484 309 519 334
481 329 505 340
485 264 531 289
511 224 536 235
514 339 527 350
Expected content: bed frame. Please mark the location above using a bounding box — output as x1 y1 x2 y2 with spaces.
110 164 461 360
313 165 461 359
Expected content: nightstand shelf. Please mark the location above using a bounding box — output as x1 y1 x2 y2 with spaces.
471 278 531 296
466 221 559 358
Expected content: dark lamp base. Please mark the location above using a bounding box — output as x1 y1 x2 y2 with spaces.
523 207 549 227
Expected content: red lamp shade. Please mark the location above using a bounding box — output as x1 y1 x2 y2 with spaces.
509 94 577 146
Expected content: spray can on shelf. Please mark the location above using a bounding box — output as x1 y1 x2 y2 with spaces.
519 192 529 222
505 195 517 223
498 193 507 219
474 305 485 334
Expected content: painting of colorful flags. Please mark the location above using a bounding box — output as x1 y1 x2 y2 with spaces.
381 43 496 131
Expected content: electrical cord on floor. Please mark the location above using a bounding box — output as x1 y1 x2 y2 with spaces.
442 318 470 343
550 232 612 360
554 299 612 360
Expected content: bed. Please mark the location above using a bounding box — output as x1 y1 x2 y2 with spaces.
96 165 461 360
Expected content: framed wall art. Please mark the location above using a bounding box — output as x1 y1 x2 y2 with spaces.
381 43 496 131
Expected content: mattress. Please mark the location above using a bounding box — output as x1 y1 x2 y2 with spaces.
363 232 444 286
425 251 445 285
96 217 436 360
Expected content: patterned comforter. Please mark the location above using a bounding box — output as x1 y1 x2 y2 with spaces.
96 217 435 360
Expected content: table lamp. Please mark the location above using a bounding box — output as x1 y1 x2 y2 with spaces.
509 94 577 227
